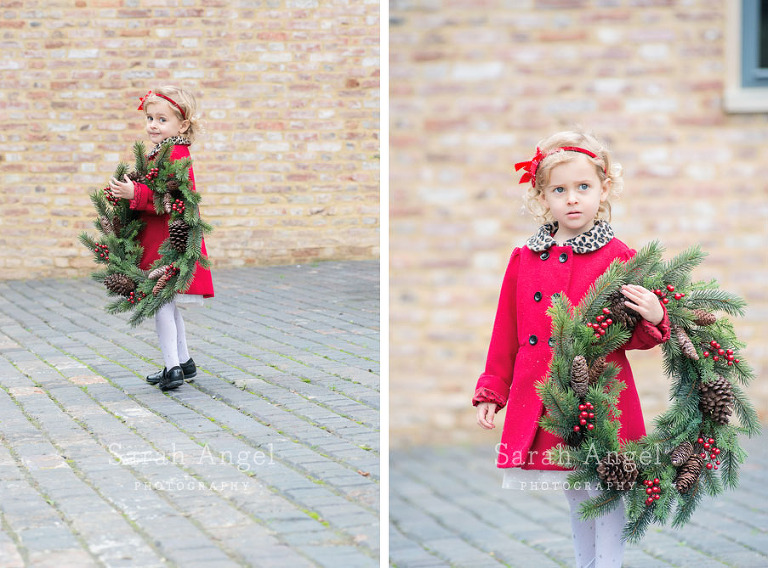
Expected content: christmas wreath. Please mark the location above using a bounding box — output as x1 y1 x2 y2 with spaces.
79 140 211 327
536 242 760 542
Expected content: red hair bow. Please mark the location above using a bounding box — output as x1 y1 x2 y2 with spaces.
514 146 546 187
137 90 153 111
514 146 601 187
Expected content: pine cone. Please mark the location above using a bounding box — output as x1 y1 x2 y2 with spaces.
166 179 180 192
675 454 703 494
99 216 113 235
168 219 190 253
104 273 136 297
670 440 694 467
112 216 122 235
692 309 717 326
596 452 639 491
699 376 734 425
148 265 171 280
570 355 589 398
127 171 141 182
589 356 607 386
608 290 642 329
163 192 173 214
674 326 699 360
152 271 173 296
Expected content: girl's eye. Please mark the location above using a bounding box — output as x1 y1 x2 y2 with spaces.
160 118 166 123
579 183 589 190
553 187 565 194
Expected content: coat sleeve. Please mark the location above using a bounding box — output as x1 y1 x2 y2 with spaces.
472 248 521 410
618 247 672 351
129 180 155 213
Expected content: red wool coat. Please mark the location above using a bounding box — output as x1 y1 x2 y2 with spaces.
129 144 214 298
473 237 670 470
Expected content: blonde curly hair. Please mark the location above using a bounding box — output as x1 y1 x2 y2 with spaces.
142 86 200 143
522 131 623 224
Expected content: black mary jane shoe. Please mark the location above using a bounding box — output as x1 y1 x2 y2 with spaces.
159 366 184 391
147 358 197 385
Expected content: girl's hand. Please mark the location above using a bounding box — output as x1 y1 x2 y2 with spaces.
621 284 664 326
476 402 498 430
109 175 135 200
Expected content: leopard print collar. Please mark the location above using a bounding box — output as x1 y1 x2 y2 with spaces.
526 220 615 254
147 136 191 159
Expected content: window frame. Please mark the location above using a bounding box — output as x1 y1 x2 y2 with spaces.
724 0 768 112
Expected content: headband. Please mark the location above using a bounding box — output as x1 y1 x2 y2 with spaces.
137 90 187 119
515 146 604 187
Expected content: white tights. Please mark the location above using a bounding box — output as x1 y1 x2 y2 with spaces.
564 488 626 568
154 302 191 370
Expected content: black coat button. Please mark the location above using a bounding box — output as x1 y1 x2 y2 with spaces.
540 252 550 261
559 253 568 263
529 335 538 345
534 292 542 302
552 293 561 299
549 337 556 347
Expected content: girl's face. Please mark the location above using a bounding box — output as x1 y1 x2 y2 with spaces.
144 100 189 144
537 153 610 242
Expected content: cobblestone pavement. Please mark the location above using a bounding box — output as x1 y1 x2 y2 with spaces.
0 260 379 568
391 432 768 567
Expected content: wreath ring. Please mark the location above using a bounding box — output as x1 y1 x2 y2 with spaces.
536 241 760 542
79 140 211 327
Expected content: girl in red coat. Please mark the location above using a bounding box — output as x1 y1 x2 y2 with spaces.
473 131 670 568
109 86 214 391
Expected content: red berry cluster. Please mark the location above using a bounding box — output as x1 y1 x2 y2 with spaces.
652 284 685 305
145 167 160 181
643 478 661 506
698 437 721 470
171 199 185 214
93 243 109 261
588 307 613 338
127 290 147 305
103 187 119 206
573 402 595 433
702 340 739 366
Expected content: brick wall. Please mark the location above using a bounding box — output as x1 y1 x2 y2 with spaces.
390 1 768 447
0 0 380 280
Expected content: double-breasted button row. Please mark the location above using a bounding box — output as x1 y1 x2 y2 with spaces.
540 251 569 263
529 334 557 347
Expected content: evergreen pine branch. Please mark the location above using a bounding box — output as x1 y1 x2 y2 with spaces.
623 240 665 285
729 382 761 436
671 481 703 529
113 161 130 180
579 491 623 521
699 467 723 497
576 260 629 322
657 245 706 287
133 141 148 174
685 289 746 317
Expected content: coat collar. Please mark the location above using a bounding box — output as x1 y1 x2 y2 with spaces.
148 136 191 159
526 220 615 254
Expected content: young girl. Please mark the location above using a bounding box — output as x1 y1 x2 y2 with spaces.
109 86 214 391
473 131 670 567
